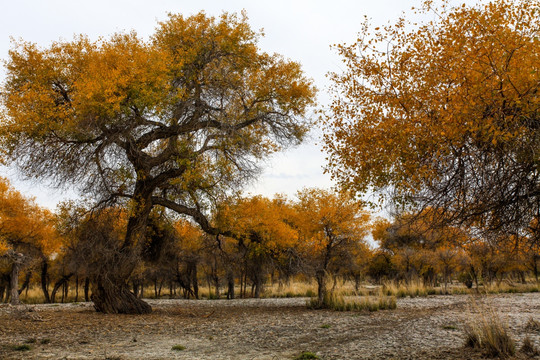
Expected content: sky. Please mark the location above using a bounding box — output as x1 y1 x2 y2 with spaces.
0 0 473 209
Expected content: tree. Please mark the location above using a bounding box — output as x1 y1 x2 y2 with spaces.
215 195 299 298
294 188 370 306
0 12 315 313
322 0 540 234
0 177 60 305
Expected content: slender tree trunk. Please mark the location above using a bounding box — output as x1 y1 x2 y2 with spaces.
227 270 235 300
41 259 51 303
191 262 199 299
18 272 31 295
316 269 327 306
84 277 90 302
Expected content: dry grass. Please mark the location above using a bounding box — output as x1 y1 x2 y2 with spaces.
13 278 540 305
526 317 540 333
307 292 396 312
520 336 539 356
464 297 516 358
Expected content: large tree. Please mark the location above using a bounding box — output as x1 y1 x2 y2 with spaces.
322 0 539 235
0 12 316 313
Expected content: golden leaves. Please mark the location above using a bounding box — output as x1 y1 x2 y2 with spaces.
322 0 540 202
0 177 61 256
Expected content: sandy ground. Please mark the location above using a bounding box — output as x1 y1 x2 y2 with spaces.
1 293 539 359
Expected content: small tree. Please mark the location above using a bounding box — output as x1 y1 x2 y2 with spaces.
294 188 370 306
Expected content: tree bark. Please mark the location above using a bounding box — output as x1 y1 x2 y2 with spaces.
18 271 31 295
84 277 90 302
316 269 327 306
9 253 24 305
41 259 51 303
91 277 151 314
51 273 73 303
227 270 235 300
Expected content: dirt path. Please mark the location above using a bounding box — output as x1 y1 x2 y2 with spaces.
1 293 539 359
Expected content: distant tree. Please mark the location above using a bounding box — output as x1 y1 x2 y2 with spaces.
0 178 60 305
322 0 540 234
1 12 315 313
294 188 370 306
216 195 299 298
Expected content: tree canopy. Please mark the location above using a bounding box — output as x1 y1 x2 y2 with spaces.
0 11 316 313
322 0 540 234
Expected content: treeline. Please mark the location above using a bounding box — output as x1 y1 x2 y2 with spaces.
1 177 539 307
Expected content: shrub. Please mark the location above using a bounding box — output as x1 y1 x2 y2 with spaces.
520 336 539 356
464 302 515 358
308 293 396 312
294 351 319 360
526 318 540 333
171 345 186 351
13 344 31 351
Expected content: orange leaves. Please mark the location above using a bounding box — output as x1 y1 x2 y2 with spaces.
0 177 61 256
322 0 540 206
217 195 299 251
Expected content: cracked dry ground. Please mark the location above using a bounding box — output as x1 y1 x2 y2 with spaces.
1 294 539 359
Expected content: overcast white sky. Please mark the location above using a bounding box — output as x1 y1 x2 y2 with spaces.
0 0 474 209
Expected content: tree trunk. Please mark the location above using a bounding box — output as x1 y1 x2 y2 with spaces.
91 277 151 314
10 258 23 305
227 271 235 300
51 273 73 303
41 259 51 303
75 275 79 302
88 186 153 314
316 269 327 306
190 262 199 299
18 271 31 295
84 277 90 302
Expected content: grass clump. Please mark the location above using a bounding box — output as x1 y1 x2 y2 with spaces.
441 324 458 330
464 300 515 358
308 293 396 312
320 324 331 329
293 351 319 359
526 317 540 332
520 336 539 357
39 338 51 345
13 344 31 351
171 344 186 351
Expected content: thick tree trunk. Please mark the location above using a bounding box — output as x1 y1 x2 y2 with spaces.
88 187 153 314
91 277 151 314
10 260 22 305
41 259 51 303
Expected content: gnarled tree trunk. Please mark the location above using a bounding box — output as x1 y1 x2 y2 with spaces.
91 277 151 314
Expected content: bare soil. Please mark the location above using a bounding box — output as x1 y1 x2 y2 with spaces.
1 293 539 359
